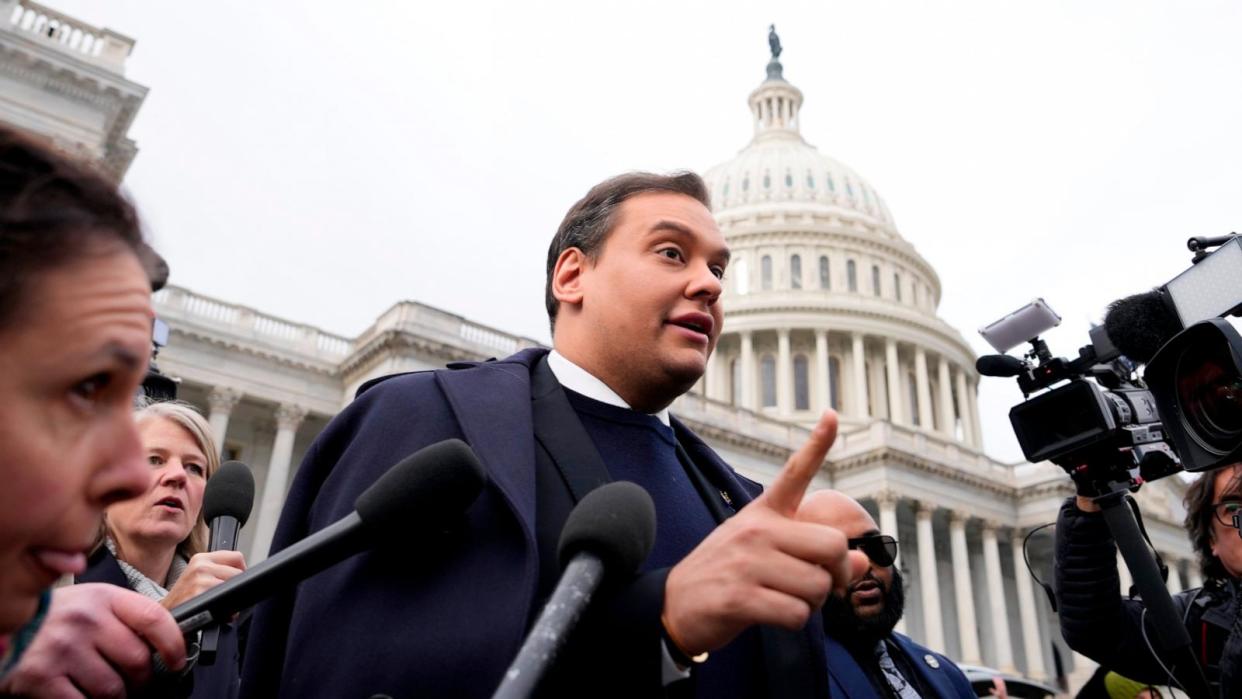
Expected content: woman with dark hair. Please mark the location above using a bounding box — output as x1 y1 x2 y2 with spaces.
0 126 186 694
1055 464 1242 696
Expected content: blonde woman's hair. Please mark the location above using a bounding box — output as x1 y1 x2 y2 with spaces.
122 399 222 559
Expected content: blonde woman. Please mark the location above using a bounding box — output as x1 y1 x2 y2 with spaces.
78 400 247 698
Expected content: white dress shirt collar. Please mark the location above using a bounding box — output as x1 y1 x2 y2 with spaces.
547 350 671 427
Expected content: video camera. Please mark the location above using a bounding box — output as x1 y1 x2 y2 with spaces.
977 234 1242 496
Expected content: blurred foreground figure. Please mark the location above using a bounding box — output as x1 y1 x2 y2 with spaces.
799 490 975 698
0 126 186 694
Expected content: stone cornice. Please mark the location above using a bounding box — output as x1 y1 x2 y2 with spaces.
338 328 484 379
170 327 341 377
831 446 1015 499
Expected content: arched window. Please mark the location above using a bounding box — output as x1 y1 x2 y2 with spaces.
794 355 810 410
847 260 858 292
761 355 777 408
871 265 882 297
907 372 921 426
790 254 802 289
761 255 773 290
894 273 902 302
914 284 920 307
729 359 740 406
819 256 830 289
828 357 841 410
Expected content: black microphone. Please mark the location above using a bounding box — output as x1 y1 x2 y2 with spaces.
1102 290 1184 364
171 439 487 634
492 481 656 699
976 354 1025 377
196 461 255 664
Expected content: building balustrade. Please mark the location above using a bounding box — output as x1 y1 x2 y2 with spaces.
2 0 133 71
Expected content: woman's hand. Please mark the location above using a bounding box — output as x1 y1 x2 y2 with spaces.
161 550 246 610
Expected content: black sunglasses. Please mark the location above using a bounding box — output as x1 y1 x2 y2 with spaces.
848 534 898 567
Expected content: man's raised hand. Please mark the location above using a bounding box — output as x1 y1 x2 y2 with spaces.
663 410 868 656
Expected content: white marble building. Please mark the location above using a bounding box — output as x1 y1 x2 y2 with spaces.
0 6 1200 692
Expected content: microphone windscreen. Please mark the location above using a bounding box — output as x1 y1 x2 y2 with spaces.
557 481 656 575
203 461 256 525
354 439 487 536
976 354 1025 377
1103 290 1184 364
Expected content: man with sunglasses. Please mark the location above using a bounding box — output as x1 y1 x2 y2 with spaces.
800 490 975 699
1056 464 1242 696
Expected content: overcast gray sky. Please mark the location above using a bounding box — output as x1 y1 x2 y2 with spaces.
54 0 1242 463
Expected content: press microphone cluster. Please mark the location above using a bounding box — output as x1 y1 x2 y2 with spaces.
198 460 256 664
492 481 657 699
171 439 487 634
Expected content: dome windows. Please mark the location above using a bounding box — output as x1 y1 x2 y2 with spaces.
763 170 771 190
742 176 750 192
790 254 802 289
818 255 830 289
794 355 810 410
761 355 777 408
847 259 857 292
806 172 815 189
825 173 835 193
871 265 881 297
785 171 793 188
894 273 902 302
761 255 773 290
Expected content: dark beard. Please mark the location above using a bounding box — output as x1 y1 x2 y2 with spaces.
821 567 905 646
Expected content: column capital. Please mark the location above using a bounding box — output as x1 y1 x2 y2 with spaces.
980 518 1002 534
948 509 972 526
913 499 936 518
874 490 900 508
207 386 243 415
275 403 308 431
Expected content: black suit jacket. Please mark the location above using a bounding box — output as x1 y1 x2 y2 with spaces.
241 348 826 698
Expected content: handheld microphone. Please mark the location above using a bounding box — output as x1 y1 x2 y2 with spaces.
171 439 487 634
492 481 656 699
197 460 255 664
1102 290 1183 364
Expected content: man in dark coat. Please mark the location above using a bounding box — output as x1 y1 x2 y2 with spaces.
799 490 975 699
240 171 865 698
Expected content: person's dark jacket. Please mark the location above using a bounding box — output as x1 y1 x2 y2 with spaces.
823 632 975 698
1055 496 1242 697
76 546 242 699
239 348 828 698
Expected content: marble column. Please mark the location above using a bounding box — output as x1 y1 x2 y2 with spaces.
777 328 792 415
876 492 906 634
251 403 307 561
815 330 830 412
949 511 982 665
206 386 242 453
1117 551 1133 596
967 378 984 449
954 368 976 446
914 348 933 430
852 333 869 418
982 521 1016 672
915 501 945 651
1012 529 1047 680
740 331 756 410
1167 557 1184 594
1188 565 1204 590
885 339 903 425
937 358 955 437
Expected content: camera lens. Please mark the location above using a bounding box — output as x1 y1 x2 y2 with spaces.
1176 340 1242 453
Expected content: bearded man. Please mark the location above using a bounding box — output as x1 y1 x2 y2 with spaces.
800 490 975 699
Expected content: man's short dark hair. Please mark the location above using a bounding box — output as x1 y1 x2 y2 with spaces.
0 126 147 332
544 171 711 331
1184 467 1242 581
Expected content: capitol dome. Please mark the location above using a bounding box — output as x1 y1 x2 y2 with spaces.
703 72 895 230
696 39 981 445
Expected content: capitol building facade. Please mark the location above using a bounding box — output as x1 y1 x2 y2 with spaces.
1 4 1201 692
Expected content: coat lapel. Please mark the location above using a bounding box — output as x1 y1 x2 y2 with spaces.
435 351 543 547
529 356 611 502
823 634 880 699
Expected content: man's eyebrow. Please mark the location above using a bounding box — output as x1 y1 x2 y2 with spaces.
99 342 144 370
648 220 731 264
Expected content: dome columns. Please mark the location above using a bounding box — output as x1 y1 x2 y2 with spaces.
705 328 983 449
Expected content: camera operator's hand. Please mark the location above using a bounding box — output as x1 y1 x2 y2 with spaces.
0 584 186 698
662 411 868 656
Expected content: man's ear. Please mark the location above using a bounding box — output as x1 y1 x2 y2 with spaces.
552 247 587 308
